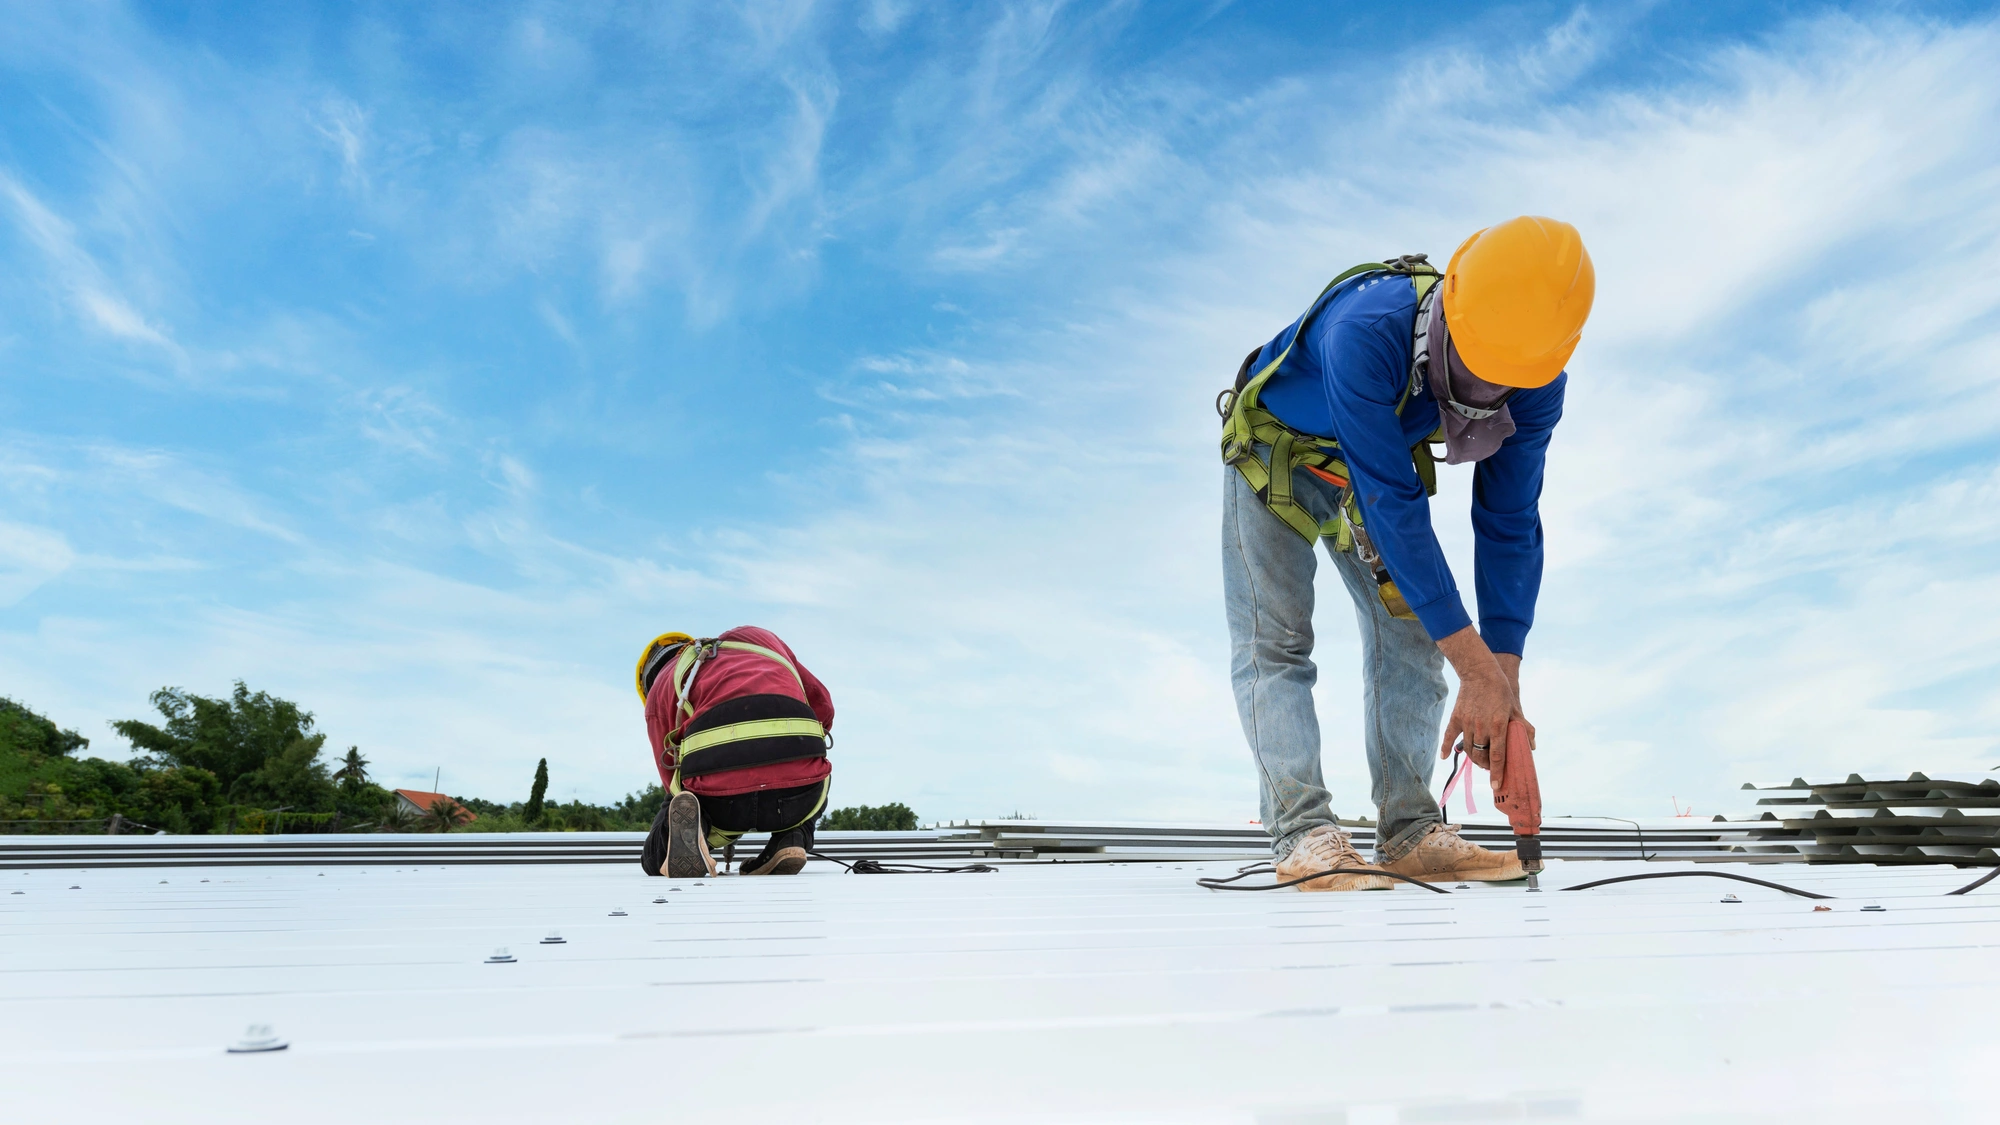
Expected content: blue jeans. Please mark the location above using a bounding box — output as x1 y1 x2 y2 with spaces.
1222 464 1447 862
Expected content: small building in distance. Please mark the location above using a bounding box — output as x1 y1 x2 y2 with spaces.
393 789 476 823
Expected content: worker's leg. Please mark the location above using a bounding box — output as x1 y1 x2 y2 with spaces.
640 790 715 878
1325 541 1447 862
1223 464 1347 859
697 780 828 875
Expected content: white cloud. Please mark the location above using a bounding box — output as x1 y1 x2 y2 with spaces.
314 97 371 194
0 522 76 606
0 172 180 354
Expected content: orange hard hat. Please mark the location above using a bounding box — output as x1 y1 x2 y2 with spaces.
1442 216 1595 389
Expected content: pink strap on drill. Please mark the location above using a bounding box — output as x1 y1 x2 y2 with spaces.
1440 754 1479 815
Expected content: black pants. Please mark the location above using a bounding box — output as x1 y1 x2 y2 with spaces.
640 782 824 875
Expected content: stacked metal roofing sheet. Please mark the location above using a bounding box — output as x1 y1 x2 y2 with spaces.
935 818 1802 862
3 817 1807 870
0 830 993 870
1740 771 2000 863
13 778 1997 873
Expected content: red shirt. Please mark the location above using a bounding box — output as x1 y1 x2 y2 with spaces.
643 626 834 797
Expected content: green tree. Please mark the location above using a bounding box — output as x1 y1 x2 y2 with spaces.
232 734 338 812
423 795 471 832
377 800 418 833
1 696 223 834
113 683 318 799
333 747 370 792
524 758 549 824
130 765 222 833
613 784 665 826
820 803 918 831
0 697 89 759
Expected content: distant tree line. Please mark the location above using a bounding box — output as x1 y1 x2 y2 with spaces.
2 688 919 835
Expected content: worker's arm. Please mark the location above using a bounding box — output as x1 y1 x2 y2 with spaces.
1470 375 1564 656
1318 314 1473 642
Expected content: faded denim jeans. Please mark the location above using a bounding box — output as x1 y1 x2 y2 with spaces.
1222 463 1447 862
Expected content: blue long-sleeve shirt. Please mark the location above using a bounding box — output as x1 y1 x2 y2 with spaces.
1252 272 1564 656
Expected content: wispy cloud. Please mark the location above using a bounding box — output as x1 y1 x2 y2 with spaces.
0 172 180 355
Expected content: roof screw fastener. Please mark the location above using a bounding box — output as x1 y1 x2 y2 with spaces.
608 910 628 917
1861 903 1886 912
540 931 566 944
486 947 517 963
228 1024 288 1053
1720 894 1741 903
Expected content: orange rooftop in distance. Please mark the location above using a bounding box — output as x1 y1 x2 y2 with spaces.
394 790 476 822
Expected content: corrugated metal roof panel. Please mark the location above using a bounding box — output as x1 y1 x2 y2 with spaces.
4 854 1996 1121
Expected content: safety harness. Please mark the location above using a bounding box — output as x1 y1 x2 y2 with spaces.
651 637 832 797
1217 254 1446 620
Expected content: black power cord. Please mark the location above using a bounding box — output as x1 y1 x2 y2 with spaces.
809 851 996 874
1192 859 1999 899
1946 866 2000 896
1560 870 1833 900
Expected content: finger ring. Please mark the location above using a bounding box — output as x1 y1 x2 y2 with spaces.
1472 741 1489 751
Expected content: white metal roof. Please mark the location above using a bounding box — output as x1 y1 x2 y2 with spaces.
4 855 1995 1123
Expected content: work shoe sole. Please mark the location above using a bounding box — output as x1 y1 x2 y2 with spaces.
1395 864 1527 883
661 792 712 879
741 846 808 876
1287 871 1395 892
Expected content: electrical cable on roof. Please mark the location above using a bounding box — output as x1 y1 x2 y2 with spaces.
1560 871 1832 899
809 852 995 874
1945 866 2000 896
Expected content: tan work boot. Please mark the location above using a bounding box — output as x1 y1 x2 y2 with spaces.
1274 825 1395 891
660 791 716 878
1379 823 1526 883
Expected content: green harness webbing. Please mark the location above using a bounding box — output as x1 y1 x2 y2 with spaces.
1218 256 1447 619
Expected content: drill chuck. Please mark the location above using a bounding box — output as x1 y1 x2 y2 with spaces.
1514 833 1544 873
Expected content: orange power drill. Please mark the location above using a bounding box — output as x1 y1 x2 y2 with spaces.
1457 718 1544 890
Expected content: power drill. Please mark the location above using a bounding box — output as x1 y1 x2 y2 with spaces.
1487 718 1544 890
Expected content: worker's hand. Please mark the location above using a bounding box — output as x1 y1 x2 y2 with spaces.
1436 627 1525 769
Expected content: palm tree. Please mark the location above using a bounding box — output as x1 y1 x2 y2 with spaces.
332 747 370 792
376 801 417 833
423 795 470 833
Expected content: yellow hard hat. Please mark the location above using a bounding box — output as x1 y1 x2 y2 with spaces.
634 632 694 701
1442 216 1595 389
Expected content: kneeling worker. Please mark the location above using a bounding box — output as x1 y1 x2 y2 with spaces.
1219 217 1594 890
634 627 834 877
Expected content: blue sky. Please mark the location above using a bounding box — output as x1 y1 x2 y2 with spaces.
3 1 1998 820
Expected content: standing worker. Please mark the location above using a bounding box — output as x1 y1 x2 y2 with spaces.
634 627 834 877
1218 217 1594 890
